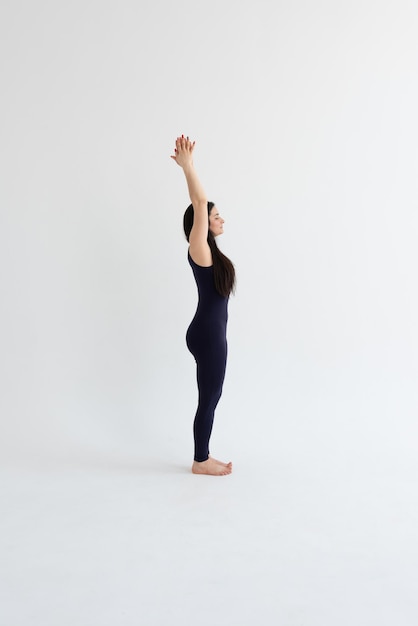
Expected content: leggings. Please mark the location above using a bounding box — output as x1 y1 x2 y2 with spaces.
187 325 227 462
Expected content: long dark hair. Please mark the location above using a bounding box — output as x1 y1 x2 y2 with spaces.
183 201 236 297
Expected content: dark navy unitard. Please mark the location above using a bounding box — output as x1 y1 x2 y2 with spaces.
186 251 228 462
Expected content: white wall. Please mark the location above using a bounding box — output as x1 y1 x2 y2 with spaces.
1 0 417 465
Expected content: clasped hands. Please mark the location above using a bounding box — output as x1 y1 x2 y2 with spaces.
171 134 195 168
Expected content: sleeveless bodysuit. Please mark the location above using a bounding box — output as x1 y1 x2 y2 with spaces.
186 251 229 462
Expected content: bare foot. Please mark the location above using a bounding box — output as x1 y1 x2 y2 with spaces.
209 455 232 468
192 457 232 476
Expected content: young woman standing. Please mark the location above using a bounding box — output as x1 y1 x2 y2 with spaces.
171 135 235 476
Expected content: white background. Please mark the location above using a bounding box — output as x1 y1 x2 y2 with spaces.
1 1 418 624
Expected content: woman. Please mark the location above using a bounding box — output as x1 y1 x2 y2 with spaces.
171 135 235 476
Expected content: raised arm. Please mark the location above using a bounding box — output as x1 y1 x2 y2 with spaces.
171 135 212 266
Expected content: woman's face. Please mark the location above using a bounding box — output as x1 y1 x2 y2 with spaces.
209 206 225 237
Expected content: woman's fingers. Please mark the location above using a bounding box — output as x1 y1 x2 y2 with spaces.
173 135 195 158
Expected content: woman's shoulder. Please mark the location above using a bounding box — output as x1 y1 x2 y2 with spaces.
188 245 213 268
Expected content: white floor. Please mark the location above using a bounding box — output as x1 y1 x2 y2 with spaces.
1 409 418 626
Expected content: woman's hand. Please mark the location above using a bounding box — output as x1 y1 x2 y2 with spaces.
170 135 196 168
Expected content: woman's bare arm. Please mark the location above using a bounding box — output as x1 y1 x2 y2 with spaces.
171 136 212 266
